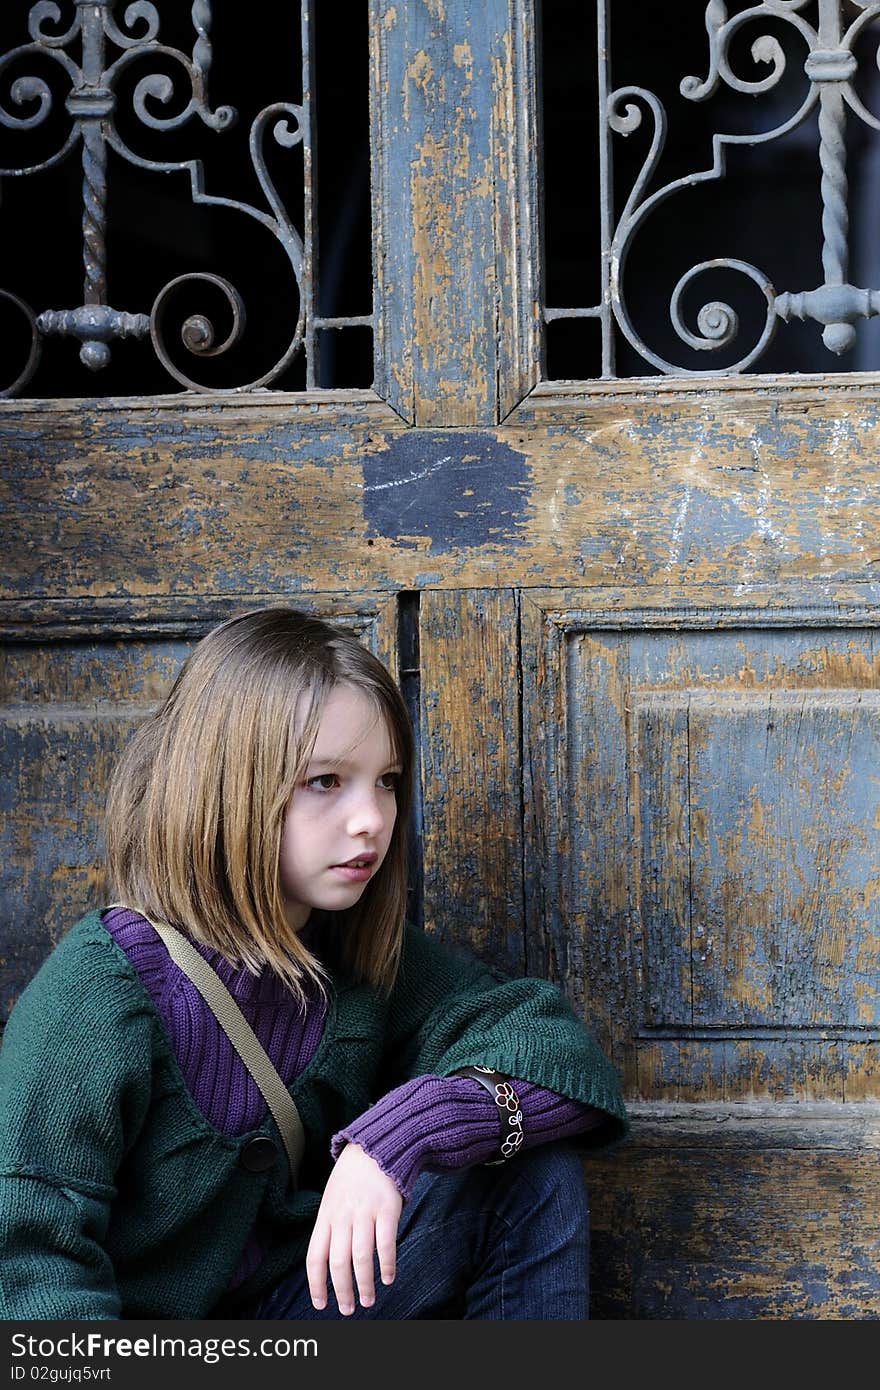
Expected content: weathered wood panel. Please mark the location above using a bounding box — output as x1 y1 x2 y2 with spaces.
0 394 408 606
419 588 524 973
4 381 880 1316
6 383 880 603
370 0 539 425
0 639 188 1020
638 687 880 1031
521 591 880 1103
587 1103 880 1318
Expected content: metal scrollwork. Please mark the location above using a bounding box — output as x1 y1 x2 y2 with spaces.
597 0 880 375
0 1 307 396
0 289 42 396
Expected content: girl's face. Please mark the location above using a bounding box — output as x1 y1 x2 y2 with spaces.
279 683 401 932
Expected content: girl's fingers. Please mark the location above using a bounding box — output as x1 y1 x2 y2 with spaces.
328 1227 356 1316
351 1222 377 1307
306 1149 403 1315
374 1207 399 1287
305 1220 331 1310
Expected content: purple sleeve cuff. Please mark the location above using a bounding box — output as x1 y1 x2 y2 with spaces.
330 1075 604 1200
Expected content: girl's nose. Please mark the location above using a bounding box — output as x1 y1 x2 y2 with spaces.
346 789 387 837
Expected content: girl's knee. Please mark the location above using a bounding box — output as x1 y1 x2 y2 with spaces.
509 1144 589 1225
522 1141 587 1185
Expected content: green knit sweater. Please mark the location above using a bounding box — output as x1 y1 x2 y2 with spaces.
0 909 627 1320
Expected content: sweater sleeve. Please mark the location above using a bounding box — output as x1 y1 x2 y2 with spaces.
381 925 629 1146
330 1074 605 1198
0 922 155 1319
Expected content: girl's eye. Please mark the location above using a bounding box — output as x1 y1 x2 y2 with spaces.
306 773 339 791
378 771 400 791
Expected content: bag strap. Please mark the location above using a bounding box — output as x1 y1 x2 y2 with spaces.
109 906 305 1183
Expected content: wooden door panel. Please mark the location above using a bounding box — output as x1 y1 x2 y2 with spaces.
586 1104 880 1319
522 592 880 1104
1 0 879 1313
418 589 524 974
673 690 879 1029
0 394 406 605
640 686 880 1032
0 637 189 1019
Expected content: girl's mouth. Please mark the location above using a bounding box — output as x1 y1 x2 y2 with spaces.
330 854 377 882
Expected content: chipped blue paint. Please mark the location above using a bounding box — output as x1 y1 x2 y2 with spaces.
233 427 347 466
175 512 205 539
363 431 529 551
197 561 282 593
373 0 528 423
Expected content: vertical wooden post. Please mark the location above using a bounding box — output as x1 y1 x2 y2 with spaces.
418 588 525 973
370 0 540 425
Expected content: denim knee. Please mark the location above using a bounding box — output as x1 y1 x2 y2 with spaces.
507 1144 590 1237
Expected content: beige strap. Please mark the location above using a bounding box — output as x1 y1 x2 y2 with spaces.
110 906 305 1182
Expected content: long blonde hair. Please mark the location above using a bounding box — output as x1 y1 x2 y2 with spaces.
105 607 414 1003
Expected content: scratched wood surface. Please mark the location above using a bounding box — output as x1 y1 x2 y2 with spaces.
0 639 187 1016
5 382 880 602
4 397 880 1316
418 589 524 974
586 1103 880 1318
521 590 880 1103
370 0 539 424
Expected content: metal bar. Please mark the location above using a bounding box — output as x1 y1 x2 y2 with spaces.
818 0 848 283
543 306 602 320
78 5 107 314
301 0 319 389
191 1 213 81
597 0 615 376
313 314 375 329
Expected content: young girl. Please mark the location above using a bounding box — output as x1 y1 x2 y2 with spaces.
0 607 627 1321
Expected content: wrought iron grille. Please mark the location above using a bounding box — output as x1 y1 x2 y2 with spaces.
542 0 880 378
0 1 372 397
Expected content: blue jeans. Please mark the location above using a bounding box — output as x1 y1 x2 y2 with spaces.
249 1144 589 1321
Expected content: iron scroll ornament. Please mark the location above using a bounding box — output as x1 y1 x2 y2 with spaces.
0 0 305 396
608 0 880 375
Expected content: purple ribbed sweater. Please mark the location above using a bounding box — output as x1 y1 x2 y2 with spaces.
103 908 600 1281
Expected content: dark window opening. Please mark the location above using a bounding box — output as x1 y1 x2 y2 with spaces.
541 0 880 379
0 1 373 397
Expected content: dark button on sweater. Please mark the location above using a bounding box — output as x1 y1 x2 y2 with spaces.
239 1136 278 1172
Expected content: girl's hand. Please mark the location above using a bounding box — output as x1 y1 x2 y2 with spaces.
306 1142 403 1315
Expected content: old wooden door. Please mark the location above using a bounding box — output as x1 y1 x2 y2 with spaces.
3 0 880 1317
